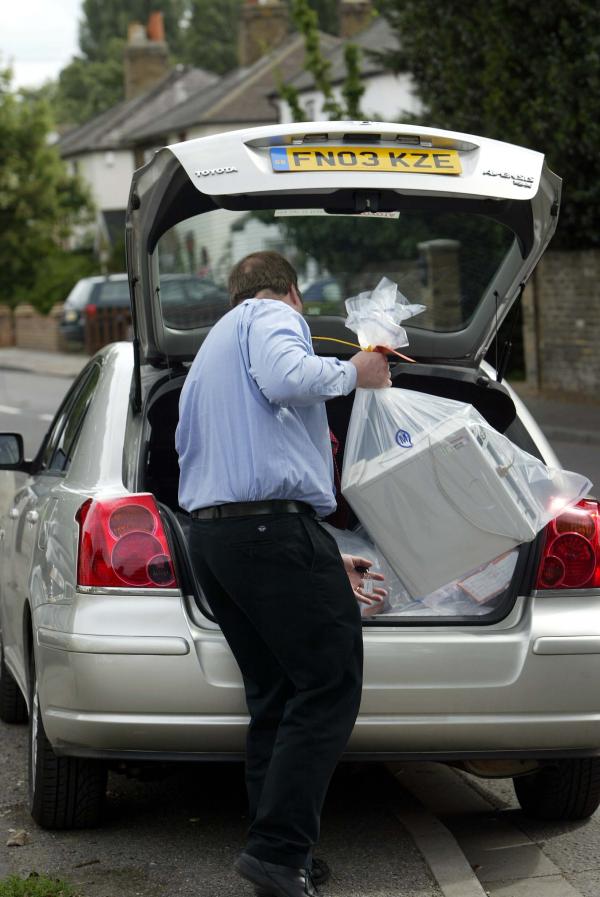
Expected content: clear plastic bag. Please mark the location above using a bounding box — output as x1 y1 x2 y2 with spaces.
321 521 520 618
345 277 426 349
341 388 592 597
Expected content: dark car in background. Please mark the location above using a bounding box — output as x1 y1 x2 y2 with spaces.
59 274 130 346
60 273 229 348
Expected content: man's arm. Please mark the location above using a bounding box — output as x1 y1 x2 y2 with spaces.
248 303 390 406
248 303 356 405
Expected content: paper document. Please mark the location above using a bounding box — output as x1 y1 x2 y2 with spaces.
458 551 519 603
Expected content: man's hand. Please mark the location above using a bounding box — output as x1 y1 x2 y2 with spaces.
341 554 387 616
350 351 391 389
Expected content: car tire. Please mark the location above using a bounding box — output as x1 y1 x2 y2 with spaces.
0 639 28 724
28 652 107 829
513 759 600 820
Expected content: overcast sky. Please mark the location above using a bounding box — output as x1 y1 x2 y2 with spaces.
2 0 83 88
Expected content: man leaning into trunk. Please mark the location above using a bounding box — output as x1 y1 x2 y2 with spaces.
175 251 389 897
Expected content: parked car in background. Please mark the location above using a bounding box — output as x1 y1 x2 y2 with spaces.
60 274 230 348
59 274 130 346
2 121 600 833
301 277 344 316
159 274 229 328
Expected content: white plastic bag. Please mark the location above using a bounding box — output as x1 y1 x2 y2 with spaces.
345 277 426 349
321 521 520 617
341 388 592 597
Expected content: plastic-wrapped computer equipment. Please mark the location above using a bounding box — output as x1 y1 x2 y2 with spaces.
341 388 591 597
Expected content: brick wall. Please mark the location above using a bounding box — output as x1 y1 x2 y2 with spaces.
523 250 600 397
14 304 65 352
0 305 13 348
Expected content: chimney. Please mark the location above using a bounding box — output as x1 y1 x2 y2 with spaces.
124 11 170 100
238 0 289 67
339 0 373 38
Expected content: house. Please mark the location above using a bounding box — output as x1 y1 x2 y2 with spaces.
58 1 415 262
58 13 218 260
58 3 338 260
275 14 421 123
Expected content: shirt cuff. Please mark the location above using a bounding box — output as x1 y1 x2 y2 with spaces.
341 360 358 395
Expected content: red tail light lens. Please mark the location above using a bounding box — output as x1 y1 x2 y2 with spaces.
536 499 600 590
85 303 97 317
77 494 177 589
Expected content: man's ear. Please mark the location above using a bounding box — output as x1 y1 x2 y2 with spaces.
289 284 303 312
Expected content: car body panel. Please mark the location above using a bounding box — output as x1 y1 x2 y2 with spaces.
29 579 600 755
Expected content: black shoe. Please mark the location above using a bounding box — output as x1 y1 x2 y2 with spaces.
310 858 330 887
234 852 319 897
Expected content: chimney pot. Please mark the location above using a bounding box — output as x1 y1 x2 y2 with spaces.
147 11 166 42
128 22 146 44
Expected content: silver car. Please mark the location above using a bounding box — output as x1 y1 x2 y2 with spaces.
1 121 599 831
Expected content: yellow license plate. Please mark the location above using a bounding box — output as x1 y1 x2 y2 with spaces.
270 145 462 175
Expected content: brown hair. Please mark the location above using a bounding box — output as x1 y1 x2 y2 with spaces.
228 251 298 307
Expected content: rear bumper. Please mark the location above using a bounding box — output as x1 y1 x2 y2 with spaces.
45 706 600 758
35 591 600 758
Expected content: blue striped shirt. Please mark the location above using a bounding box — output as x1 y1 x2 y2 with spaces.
175 298 357 517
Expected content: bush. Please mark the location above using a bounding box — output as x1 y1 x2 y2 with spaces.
22 249 97 315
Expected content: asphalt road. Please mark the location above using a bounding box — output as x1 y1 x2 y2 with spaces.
0 368 72 458
0 722 442 897
2 368 600 896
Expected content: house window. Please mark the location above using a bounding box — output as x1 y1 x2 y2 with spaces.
304 98 316 120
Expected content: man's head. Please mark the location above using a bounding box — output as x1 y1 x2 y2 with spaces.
228 251 302 312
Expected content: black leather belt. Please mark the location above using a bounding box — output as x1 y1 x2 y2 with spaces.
190 500 314 520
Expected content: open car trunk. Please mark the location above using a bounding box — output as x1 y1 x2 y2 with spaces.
140 361 542 626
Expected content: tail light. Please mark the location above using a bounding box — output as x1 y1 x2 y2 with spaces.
77 494 177 589
85 303 97 317
536 499 600 590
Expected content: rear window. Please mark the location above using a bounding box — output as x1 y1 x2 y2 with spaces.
64 278 94 310
92 280 130 307
156 207 514 332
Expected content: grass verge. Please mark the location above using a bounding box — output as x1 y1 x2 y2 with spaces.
0 873 77 897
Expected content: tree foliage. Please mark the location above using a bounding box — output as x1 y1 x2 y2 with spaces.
0 68 95 311
374 0 600 249
53 41 126 128
181 0 243 74
52 0 341 127
79 0 186 61
54 0 185 126
279 0 365 121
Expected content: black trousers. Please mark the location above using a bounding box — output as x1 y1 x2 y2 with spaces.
188 511 363 868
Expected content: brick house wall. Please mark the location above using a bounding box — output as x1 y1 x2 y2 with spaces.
522 250 600 397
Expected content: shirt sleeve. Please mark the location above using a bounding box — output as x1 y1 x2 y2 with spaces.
247 302 357 406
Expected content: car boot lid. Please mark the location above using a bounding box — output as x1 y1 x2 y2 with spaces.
126 120 560 392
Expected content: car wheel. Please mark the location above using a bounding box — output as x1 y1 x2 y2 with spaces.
28 652 107 829
513 759 600 820
0 639 28 724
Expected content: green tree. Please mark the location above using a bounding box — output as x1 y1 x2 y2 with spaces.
79 0 186 61
374 0 600 249
181 0 340 77
0 67 95 312
181 0 243 74
54 41 126 128
54 0 185 127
